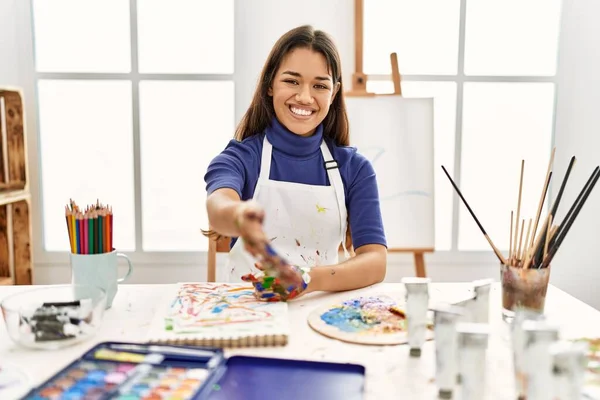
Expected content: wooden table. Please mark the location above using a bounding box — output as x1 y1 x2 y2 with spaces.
1 282 599 399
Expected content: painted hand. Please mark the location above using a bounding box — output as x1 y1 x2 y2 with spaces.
257 247 305 287
242 264 306 302
234 200 268 257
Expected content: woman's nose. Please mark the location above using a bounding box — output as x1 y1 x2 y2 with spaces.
295 85 314 104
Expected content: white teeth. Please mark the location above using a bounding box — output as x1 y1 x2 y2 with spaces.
290 107 313 116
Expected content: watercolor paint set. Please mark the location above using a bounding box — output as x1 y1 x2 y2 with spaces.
22 341 365 399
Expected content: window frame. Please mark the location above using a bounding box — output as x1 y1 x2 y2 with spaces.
365 0 558 253
23 0 235 267
20 0 558 270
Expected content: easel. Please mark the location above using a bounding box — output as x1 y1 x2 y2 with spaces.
345 0 433 277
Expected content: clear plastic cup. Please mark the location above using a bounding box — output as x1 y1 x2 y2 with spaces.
500 263 550 323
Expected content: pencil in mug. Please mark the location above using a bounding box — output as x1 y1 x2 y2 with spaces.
65 200 114 254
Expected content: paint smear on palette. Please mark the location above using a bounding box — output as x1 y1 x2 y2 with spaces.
319 296 406 334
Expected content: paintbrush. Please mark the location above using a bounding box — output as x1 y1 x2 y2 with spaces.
539 167 600 268
441 165 507 265
547 165 599 251
530 148 556 250
259 244 304 288
529 156 576 267
512 160 525 266
527 162 592 269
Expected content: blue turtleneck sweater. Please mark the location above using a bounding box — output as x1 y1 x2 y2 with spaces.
204 118 387 250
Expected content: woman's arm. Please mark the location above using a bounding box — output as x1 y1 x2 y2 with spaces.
206 188 268 257
304 244 387 293
206 188 243 237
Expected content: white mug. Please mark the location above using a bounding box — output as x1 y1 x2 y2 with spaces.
70 250 133 309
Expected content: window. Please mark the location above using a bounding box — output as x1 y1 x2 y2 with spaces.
365 0 562 251
32 0 234 253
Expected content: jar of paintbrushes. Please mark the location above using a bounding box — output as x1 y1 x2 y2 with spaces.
442 149 599 323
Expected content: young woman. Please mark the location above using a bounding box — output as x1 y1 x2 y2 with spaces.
204 25 387 299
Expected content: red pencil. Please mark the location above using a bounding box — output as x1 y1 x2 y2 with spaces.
108 207 113 251
104 208 109 253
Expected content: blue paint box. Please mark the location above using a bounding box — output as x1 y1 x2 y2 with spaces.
22 341 365 399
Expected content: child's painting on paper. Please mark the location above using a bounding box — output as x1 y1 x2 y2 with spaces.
167 283 276 330
165 283 289 335
145 283 290 345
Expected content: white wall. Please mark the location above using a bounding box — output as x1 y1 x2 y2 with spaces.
0 0 20 87
550 0 600 309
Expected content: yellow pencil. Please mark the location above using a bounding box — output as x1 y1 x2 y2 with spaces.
71 212 76 253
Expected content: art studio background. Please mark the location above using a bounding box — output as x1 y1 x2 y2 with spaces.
1 1 599 308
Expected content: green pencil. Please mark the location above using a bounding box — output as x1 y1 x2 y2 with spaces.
89 217 94 254
95 212 100 254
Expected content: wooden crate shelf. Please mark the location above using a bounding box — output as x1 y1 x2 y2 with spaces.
0 88 33 285
0 200 32 285
0 276 13 285
0 189 30 206
0 89 28 189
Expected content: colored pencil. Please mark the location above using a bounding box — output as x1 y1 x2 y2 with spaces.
104 209 110 252
64 200 114 254
98 212 104 253
71 212 76 252
89 214 95 254
83 215 88 254
108 209 113 251
75 215 81 254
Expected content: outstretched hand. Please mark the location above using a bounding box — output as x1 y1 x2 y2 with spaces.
234 200 268 257
242 271 305 302
242 262 306 302
235 201 308 301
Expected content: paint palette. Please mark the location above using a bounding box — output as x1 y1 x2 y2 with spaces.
23 341 366 400
22 342 220 400
30 362 208 399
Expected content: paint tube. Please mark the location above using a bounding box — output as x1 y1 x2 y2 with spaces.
511 307 545 399
456 322 489 400
431 303 465 399
453 279 492 324
522 320 560 400
471 279 492 323
402 277 430 357
551 340 588 400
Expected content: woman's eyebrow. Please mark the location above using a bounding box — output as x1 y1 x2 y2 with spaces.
281 70 332 81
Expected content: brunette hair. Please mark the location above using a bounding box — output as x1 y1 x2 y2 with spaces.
235 24 349 145
204 25 353 251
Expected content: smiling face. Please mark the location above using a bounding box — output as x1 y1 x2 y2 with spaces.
268 47 340 137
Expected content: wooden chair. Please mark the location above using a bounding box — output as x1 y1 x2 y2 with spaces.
206 231 231 282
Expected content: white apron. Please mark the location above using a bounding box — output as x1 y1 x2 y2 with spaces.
221 136 349 283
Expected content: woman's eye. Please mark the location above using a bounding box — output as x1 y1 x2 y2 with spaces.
315 84 329 90
284 79 298 85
